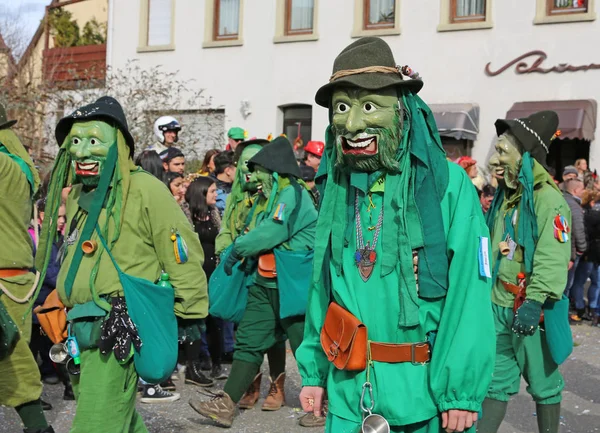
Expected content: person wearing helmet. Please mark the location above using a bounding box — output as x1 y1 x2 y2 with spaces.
148 116 182 154
302 141 324 172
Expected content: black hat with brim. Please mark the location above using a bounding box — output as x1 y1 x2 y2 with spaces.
55 96 135 157
315 37 423 108
0 103 17 130
234 138 269 163
495 110 559 166
248 136 302 178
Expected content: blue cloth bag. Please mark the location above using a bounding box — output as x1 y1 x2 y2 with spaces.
209 244 250 324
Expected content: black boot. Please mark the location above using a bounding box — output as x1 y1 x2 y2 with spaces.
185 361 214 387
63 383 75 401
476 398 508 433
536 403 560 433
24 427 55 433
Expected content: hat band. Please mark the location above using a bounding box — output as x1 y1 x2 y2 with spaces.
513 119 549 153
329 66 402 83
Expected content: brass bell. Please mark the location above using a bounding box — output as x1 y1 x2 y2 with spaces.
81 240 98 254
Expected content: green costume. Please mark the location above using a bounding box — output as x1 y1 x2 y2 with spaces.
478 111 570 433
296 37 495 432
0 104 52 433
36 97 208 433
189 137 318 428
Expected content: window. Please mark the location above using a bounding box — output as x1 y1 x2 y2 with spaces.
451 0 486 23
203 0 244 48
138 0 175 52
282 105 312 149
285 0 314 35
438 0 493 32
534 0 596 23
214 0 240 40
352 0 400 37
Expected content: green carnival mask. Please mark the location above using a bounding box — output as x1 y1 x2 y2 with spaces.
249 165 274 198
239 144 262 192
67 120 117 187
489 133 522 190
331 87 402 173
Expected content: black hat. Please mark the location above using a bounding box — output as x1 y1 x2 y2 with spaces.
495 111 559 165
248 136 302 178
55 96 135 157
0 103 17 130
315 37 423 108
159 146 184 163
234 138 269 164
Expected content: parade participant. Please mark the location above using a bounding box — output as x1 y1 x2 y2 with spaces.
226 127 245 151
189 136 318 428
302 140 324 172
457 156 478 180
160 147 186 174
35 97 208 432
0 104 53 433
147 116 181 154
478 111 571 433
295 37 495 433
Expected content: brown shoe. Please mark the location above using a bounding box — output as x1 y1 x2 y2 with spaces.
298 412 327 427
261 373 285 411
238 372 262 409
189 391 235 428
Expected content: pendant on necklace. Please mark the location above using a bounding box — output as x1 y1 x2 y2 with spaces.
355 241 377 282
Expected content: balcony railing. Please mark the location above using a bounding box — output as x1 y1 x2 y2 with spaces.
42 43 106 89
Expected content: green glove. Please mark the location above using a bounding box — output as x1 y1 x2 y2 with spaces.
224 248 242 276
177 318 206 343
512 299 543 336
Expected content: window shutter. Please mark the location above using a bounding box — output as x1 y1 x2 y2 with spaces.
148 0 172 46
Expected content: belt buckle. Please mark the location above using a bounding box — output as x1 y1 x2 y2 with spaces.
411 342 430 366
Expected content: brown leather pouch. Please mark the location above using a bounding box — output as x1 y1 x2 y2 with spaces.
258 253 277 278
34 290 68 344
320 302 367 371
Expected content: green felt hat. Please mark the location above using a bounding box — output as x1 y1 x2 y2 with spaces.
227 127 246 140
495 110 559 166
234 138 269 163
315 37 423 108
0 103 17 130
248 136 302 178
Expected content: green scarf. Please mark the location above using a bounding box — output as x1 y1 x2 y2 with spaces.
486 153 560 276
0 129 40 195
314 91 449 328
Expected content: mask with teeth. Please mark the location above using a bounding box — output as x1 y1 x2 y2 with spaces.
67 120 118 188
239 144 263 192
331 87 403 173
488 132 522 190
249 165 274 198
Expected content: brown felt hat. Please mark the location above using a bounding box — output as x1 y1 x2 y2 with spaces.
315 37 423 108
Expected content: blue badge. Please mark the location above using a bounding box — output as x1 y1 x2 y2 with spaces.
273 203 286 223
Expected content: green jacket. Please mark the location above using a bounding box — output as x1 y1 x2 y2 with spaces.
296 163 495 425
57 171 208 319
490 163 571 307
0 153 34 269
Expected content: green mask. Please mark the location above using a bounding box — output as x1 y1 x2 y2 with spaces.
249 165 274 198
331 87 403 173
67 120 118 187
239 144 262 192
489 133 522 190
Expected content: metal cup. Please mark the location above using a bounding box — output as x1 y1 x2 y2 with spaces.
49 343 69 364
362 413 390 433
66 357 80 376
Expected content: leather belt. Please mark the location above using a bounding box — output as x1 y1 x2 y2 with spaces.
501 280 520 296
370 341 430 364
0 268 30 278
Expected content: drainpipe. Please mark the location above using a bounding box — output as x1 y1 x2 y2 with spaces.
106 0 114 72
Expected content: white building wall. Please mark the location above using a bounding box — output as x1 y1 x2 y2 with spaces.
108 0 600 167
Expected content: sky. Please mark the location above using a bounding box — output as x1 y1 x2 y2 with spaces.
0 0 50 50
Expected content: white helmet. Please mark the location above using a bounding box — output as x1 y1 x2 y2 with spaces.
154 116 181 143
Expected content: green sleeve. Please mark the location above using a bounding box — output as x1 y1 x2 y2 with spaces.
215 218 233 257
430 167 495 413
142 175 209 319
234 187 298 257
527 186 572 303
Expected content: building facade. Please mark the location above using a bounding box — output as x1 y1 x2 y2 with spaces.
108 0 599 175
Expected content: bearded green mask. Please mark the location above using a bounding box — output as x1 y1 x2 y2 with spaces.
331 87 403 173
488 132 522 190
239 144 262 192
249 165 274 198
66 120 117 188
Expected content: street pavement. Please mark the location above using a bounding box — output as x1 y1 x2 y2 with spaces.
1 325 599 433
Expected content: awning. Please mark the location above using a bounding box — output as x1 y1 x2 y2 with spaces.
430 103 480 141
505 99 597 141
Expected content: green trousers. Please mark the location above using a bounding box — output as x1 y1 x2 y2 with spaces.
325 413 469 433
0 274 42 408
69 349 148 433
486 304 563 404
224 283 305 401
